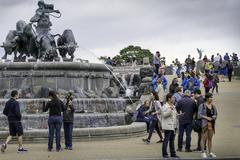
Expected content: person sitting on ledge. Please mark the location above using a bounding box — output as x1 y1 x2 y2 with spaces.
135 100 151 133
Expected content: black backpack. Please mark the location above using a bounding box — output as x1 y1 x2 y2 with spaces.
192 119 202 133
192 104 206 133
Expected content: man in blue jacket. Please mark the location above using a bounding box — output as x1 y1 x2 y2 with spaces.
159 74 168 92
176 90 197 152
1 90 28 153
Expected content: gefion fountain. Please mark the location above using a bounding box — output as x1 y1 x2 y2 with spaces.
0 0 145 142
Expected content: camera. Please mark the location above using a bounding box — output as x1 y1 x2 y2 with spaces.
44 4 54 10
66 92 73 103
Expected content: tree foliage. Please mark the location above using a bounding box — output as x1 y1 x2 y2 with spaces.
112 55 123 65
117 45 153 64
99 45 153 65
98 56 108 62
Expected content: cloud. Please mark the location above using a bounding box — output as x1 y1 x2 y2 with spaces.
0 0 239 63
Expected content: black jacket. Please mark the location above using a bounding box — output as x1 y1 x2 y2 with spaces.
169 83 179 94
63 104 75 123
43 98 65 116
176 95 197 125
3 98 22 122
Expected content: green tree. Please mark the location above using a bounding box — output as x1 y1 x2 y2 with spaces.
98 56 108 63
112 55 123 66
119 45 153 64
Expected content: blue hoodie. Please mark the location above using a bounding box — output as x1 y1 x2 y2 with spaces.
3 98 22 122
159 75 168 90
152 76 158 91
194 78 201 90
181 77 188 91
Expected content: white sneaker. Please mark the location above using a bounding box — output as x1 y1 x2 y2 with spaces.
209 152 217 158
201 152 208 158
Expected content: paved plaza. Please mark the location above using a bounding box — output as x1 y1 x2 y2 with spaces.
1 78 240 160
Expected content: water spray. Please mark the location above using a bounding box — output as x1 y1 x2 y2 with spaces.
76 44 134 104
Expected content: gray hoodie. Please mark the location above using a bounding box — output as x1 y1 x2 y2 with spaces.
198 103 217 129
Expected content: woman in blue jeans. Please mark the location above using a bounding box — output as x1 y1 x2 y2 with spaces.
161 93 179 158
43 91 65 152
142 92 163 144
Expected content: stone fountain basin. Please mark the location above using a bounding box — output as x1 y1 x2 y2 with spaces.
0 98 126 114
0 112 128 130
0 98 128 130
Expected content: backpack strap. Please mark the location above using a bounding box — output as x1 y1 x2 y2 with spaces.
202 103 206 112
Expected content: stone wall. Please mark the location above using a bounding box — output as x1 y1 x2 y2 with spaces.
234 66 240 77
0 98 127 129
0 62 112 98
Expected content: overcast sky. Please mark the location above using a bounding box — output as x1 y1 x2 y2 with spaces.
0 0 239 64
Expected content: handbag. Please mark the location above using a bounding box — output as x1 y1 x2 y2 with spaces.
192 119 202 133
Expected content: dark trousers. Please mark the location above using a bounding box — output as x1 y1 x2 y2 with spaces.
147 119 163 140
178 123 192 149
48 116 62 150
155 64 160 74
212 82 218 93
197 132 201 150
64 122 73 148
228 70 233 82
205 87 210 95
162 130 176 157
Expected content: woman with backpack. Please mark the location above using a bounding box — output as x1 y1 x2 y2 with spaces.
142 92 164 144
63 93 75 150
198 93 218 158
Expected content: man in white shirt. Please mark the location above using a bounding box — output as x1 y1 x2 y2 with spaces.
213 53 220 62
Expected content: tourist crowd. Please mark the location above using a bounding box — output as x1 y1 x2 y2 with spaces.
134 51 238 158
1 50 238 159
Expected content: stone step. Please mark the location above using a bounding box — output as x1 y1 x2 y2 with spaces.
0 122 147 143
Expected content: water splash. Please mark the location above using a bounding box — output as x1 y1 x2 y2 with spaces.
76 44 134 104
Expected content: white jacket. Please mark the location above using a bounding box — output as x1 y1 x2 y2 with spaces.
161 103 178 131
